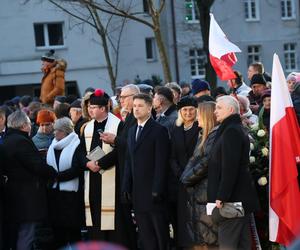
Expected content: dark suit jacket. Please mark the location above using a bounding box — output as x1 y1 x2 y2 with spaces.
207 114 260 214
2 128 56 223
123 118 170 212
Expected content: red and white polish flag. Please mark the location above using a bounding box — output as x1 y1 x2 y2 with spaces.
209 13 241 80
269 53 300 246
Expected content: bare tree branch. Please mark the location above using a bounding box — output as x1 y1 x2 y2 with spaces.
78 0 155 29
49 0 96 28
158 0 166 14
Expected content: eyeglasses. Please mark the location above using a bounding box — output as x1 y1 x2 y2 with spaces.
119 94 134 100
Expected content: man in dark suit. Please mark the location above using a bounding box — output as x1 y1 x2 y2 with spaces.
208 96 260 250
0 144 5 250
123 93 170 250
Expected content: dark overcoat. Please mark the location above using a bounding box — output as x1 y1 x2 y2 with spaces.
123 118 170 212
2 128 56 223
207 114 260 214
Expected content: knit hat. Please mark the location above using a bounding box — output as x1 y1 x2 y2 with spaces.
53 117 74 135
69 99 82 109
41 49 56 63
156 86 174 103
36 109 56 125
286 72 300 82
250 74 267 86
177 96 198 110
89 89 110 106
260 89 271 102
55 96 67 103
191 79 210 95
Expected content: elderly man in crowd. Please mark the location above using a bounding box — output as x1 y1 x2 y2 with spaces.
2 110 57 249
208 96 259 250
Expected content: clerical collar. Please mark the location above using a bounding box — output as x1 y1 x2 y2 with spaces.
95 115 108 124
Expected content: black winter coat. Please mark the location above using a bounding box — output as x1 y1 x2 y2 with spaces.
170 123 199 247
207 114 260 214
47 145 86 228
180 127 219 246
2 128 57 223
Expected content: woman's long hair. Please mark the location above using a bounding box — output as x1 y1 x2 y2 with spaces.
198 101 217 152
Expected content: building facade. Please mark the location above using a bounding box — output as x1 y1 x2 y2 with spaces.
0 0 299 103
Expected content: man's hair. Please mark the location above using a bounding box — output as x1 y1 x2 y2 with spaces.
133 93 153 106
7 110 29 129
0 107 6 118
234 71 244 85
122 84 140 94
250 62 264 74
165 82 182 95
155 86 174 104
217 95 240 114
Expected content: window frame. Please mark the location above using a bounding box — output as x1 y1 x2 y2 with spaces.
244 0 260 22
34 22 66 50
185 0 199 23
247 45 261 66
284 43 297 71
281 0 296 20
189 48 206 80
145 37 157 62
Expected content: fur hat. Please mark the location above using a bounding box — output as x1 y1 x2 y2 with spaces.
191 79 210 95
41 49 56 63
89 89 110 106
177 96 198 110
250 74 267 86
36 109 56 125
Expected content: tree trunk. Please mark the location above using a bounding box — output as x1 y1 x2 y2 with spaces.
91 7 117 93
196 0 217 89
152 16 172 83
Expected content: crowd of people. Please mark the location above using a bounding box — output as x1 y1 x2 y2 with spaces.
0 58 300 250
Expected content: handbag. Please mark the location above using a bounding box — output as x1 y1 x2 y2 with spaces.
211 202 245 225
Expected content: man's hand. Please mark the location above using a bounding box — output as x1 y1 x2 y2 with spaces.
216 200 223 208
100 132 116 144
86 161 100 173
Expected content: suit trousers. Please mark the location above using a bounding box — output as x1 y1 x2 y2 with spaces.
16 223 38 250
218 215 251 250
135 210 169 250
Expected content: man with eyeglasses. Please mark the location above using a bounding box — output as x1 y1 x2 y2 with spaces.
98 84 140 249
32 109 56 151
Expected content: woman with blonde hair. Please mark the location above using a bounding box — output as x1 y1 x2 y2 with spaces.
170 96 199 249
180 101 219 250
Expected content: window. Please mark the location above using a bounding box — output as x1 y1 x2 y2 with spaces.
247 45 261 66
244 0 260 21
281 0 295 20
143 0 149 13
189 49 206 79
284 43 297 71
185 0 199 22
34 23 64 48
145 38 156 61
